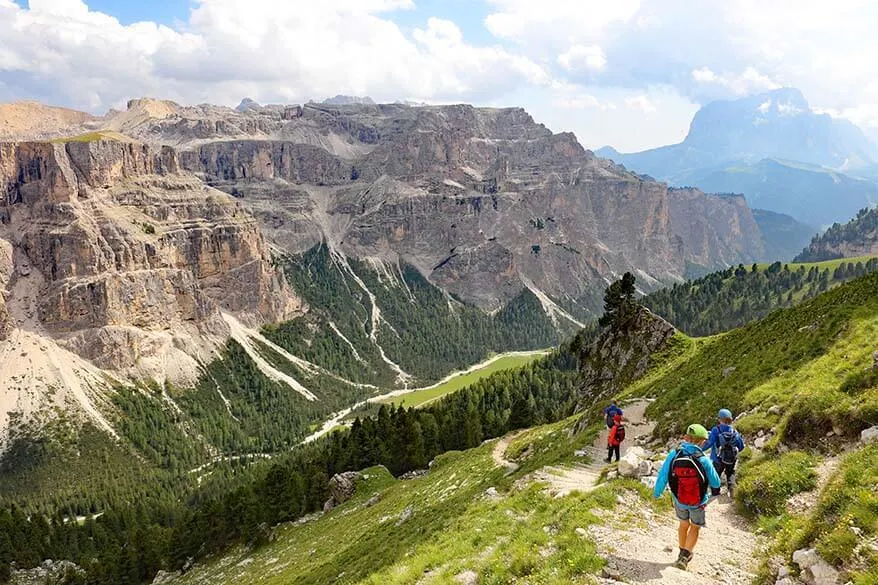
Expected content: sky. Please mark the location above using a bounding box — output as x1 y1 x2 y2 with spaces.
3 0 878 152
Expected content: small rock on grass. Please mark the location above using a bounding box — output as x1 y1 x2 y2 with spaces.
455 569 478 585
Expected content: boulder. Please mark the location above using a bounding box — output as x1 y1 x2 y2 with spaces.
768 405 783 415
860 426 878 444
754 436 768 450
723 366 737 378
396 505 414 526
324 471 362 510
618 447 648 477
792 549 840 585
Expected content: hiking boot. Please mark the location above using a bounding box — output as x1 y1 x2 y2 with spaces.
674 549 692 570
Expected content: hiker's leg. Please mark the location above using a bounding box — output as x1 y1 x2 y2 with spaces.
677 521 688 549
613 445 621 461
684 524 701 552
606 446 613 462
726 462 737 492
711 461 724 496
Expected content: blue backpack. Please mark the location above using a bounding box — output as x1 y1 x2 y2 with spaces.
718 428 740 465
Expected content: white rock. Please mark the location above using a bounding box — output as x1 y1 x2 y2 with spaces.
793 548 821 569
455 570 478 585
618 447 648 477
793 549 840 585
575 527 587 537
768 405 783 415
754 436 768 450
485 487 499 498
860 426 878 444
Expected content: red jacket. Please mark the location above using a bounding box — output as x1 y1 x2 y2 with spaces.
608 423 624 447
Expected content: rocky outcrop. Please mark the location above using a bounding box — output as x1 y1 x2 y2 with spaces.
575 308 676 418
0 139 298 387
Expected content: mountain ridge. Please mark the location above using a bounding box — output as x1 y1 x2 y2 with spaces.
597 88 878 226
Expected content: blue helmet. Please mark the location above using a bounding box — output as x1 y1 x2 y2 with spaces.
718 408 733 420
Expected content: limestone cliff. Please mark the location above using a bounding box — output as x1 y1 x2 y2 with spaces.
151 103 766 313
0 139 299 393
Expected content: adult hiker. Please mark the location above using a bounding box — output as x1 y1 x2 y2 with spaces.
704 408 745 498
603 401 623 428
605 414 625 463
653 423 721 571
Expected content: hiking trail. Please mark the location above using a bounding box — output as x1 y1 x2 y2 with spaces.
492 400 763 585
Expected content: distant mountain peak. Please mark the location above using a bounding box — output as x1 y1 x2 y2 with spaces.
236 98 261 112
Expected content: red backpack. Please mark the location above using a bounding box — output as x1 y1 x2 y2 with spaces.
668 449 708 506
614 424 626 443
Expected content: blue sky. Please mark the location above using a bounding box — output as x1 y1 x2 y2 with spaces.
3 0 878 151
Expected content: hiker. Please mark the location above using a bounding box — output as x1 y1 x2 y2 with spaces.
603 401 623 428
605 414 625 462
653 423 721 570
704 408 745 497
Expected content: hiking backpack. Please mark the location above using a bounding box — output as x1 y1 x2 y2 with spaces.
614 424 626 443
669 449 708 506
606 412 616 427
718 429 740 465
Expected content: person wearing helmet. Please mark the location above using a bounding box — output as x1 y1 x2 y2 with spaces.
654 423 721 570
703 408 745 498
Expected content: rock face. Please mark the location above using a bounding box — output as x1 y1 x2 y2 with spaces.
576 308 677 412
4 99 769 316
0 138 298 436
145 102 764 312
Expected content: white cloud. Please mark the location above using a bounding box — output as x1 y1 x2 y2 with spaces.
624 95 656 113
557 45 607 73
690 66 780 96
0 0 548 111
549 80 614 110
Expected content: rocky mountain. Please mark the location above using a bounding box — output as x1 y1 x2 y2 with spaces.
0 138 299 443
108 98 768 309
795 206 878 262
598 88 878 227
0 96 772 456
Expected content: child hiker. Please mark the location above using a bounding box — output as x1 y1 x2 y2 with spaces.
605 414 625 462
653 423 721 570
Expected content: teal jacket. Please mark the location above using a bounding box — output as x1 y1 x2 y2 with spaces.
653 442 721 509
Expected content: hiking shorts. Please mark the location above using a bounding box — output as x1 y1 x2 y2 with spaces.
674 501 706 527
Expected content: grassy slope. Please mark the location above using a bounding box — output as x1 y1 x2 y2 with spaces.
172 417 642 585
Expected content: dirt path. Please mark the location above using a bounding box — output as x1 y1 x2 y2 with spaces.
491 430 525 475
552 400 761 585
534 400 655 497
590 494 760 585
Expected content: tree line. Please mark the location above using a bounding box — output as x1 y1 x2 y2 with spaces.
642 259 878 336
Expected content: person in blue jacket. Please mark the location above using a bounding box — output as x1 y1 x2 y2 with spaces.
603 401 624 428
654 423 721 570
703 408 745 498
